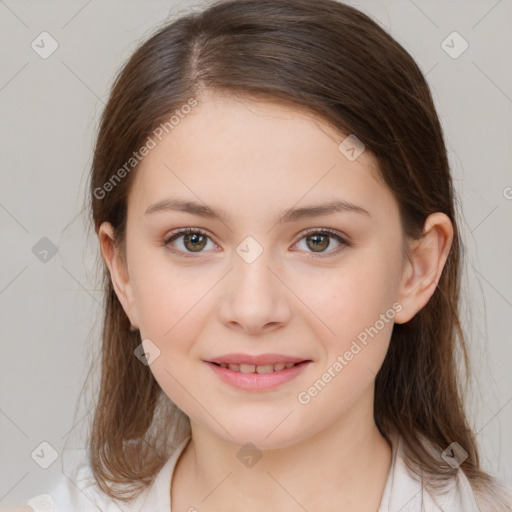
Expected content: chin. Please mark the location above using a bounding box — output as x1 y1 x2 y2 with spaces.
210 416 310 451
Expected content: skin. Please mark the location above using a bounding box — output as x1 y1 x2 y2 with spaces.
99 90 453 511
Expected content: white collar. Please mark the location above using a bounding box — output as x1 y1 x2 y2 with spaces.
138 435 191 511
377 433 481 512
139 433 482 512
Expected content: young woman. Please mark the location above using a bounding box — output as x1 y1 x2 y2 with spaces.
18 0 512 510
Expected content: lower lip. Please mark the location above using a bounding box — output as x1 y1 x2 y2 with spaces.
206 361 311 391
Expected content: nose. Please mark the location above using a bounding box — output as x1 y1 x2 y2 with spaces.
216 247 291 335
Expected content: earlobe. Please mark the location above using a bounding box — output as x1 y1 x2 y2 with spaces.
394 213 454 324
98 221 139 330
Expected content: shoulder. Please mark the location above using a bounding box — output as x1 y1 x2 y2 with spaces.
471 478 512 512
440 469 512 512
424 442 512 512
385 435 512 512
18 436 191 512
18 448 142 512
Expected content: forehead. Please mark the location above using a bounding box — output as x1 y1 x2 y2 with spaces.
128 91 395 224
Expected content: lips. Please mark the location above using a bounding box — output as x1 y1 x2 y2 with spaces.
206 357 311 391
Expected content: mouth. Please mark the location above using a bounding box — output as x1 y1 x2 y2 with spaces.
205 355 312 391
210 361 307 373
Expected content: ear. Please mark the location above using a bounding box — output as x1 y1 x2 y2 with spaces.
98 221 139 330
394 212 454 324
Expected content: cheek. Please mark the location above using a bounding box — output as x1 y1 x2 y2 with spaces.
314 262 395 320
130 256 213 409
130 250 213 347
299 249 398 360
295 265 395 415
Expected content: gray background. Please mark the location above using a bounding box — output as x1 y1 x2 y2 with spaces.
1 0 511 506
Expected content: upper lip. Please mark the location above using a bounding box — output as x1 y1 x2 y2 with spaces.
206 353 310 366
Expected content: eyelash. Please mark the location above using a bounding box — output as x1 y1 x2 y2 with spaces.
162 227 351 260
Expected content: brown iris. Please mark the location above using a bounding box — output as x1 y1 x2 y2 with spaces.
183 232 208 252
306 234 329 252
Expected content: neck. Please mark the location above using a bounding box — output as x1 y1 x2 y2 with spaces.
172 387 393 511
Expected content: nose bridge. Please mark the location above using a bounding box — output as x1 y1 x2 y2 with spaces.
233 234 276 298
218 234 289 332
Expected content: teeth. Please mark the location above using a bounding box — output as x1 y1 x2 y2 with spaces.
239 364 256 373
217 362 300 373
256 364 274 374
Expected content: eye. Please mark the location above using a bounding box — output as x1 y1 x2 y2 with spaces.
292 228 350 258
163 228 217 259
163 227 350 259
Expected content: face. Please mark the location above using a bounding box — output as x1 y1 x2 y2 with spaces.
102 90 411 449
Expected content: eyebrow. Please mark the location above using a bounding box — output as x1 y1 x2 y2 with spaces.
144 197 371 223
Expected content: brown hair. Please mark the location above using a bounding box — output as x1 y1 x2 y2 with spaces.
83 0 510 507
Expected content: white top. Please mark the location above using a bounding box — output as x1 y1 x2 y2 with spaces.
23 434 510 512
